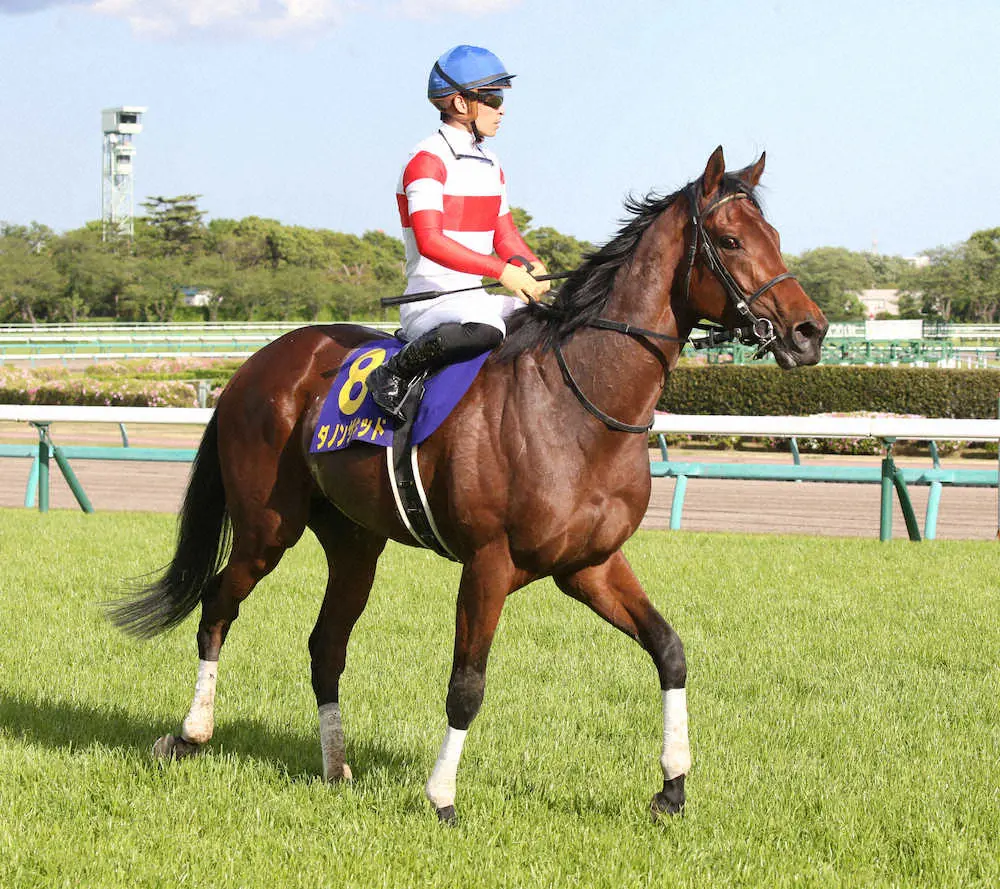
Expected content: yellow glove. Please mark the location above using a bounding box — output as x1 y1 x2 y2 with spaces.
499 262 549 303
528 261 553 296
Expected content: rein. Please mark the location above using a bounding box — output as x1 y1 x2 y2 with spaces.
555 182 798 434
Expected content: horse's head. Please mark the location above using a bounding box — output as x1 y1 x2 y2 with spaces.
681 147 827 368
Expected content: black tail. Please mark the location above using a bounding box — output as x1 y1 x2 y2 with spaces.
107 412 230 638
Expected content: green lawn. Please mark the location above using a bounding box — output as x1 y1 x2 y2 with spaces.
0 510 997 888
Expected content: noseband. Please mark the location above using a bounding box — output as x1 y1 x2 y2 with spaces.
555 182 798 434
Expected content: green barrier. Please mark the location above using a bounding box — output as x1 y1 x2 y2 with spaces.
651 439 998 542
0 423 197 513
58 446 197 462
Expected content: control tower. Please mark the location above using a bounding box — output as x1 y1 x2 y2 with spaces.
101 106 146 241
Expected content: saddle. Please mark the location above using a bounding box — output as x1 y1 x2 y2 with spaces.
311 338 491 562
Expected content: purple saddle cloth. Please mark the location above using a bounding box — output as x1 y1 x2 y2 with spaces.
310 338 490 453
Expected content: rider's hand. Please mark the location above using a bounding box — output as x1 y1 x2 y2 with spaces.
499 262 548 303
528 260 553 296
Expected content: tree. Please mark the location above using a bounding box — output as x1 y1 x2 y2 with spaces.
785 247 872 321
525 227 594 275
511 206 593 276
138 195 207 258
0 224 61 323
215 268 273 321
900 229 1000 323
120 257 184 321
966 228 1000 322
863 252 912 288
267 266 331 322
50 227 133 322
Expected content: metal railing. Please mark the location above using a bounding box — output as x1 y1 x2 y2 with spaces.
0 322 396 365
650 413 1000 541
2 405 998 541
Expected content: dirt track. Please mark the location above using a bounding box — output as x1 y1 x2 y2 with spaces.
1 422 996 541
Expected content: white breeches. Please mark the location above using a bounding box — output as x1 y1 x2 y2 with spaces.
399 290 524 340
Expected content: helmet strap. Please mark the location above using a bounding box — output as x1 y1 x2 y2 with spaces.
432 61 484 140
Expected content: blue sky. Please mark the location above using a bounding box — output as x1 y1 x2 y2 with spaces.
1 0 997 256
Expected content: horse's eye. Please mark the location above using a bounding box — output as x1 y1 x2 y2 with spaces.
719 236 740 250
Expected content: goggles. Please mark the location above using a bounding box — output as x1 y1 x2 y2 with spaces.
469 89 504 109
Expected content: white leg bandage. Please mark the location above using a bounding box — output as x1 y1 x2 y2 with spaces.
425 726 468 810
660 687 691 780
318 702 350 781
181 659 218 744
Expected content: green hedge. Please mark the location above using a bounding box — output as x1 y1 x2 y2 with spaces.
3 360 998 419
659 366 1000 418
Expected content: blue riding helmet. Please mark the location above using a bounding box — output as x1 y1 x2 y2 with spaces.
427 45 514 99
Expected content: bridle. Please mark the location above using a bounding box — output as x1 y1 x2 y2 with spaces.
681 181 796 357
554 181 798 434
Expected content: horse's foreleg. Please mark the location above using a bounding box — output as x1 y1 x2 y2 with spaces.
555 549 689 817
427 546 518 823
307 506 386 783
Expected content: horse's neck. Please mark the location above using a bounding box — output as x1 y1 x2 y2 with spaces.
563 208 691 428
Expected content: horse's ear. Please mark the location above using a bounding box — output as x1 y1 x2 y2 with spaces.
702 146 726 199
736 152 766 189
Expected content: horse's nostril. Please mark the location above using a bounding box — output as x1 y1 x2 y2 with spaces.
793 321 819 344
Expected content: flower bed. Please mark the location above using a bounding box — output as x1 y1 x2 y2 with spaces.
0 358 237 408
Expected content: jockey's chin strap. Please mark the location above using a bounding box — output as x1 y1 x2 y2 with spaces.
433 62 485 143
550 181 797 434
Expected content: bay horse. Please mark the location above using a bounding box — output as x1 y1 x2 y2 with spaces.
111 147 827 821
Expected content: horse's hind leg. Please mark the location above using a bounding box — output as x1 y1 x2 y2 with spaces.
307 501 386 782
153 525 301 759
155 447 313 760
555 549 689 817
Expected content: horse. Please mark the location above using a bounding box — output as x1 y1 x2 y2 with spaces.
110 147 828 822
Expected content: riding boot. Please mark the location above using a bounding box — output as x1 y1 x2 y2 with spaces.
369 322 503 422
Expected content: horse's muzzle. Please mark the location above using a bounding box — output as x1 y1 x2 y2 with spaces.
773 315 828 368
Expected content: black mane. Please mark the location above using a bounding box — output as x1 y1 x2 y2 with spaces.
496 173 760 361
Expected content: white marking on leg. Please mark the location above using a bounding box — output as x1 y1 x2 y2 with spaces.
180 659 217 744
661 687 691 780
425 726 468 810
318 702 351 781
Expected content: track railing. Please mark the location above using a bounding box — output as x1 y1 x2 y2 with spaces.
0 322 396 365
650 414 1000 541
1 406 998 540
0 406 211 512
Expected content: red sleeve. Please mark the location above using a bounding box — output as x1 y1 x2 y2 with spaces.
411 210 506 279
403 151 446 188
493 212 538 267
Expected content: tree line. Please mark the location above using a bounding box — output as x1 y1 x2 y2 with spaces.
1 195 997 324
785 232 1000 323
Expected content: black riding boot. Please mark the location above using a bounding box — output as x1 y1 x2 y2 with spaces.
369 322 503 422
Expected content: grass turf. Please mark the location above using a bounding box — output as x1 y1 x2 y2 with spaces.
0 509 997 887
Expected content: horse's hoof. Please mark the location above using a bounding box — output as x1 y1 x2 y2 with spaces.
650 775 685 820
151 734 201 761
323 761 353 783
435 805 457 826
328 763 353 782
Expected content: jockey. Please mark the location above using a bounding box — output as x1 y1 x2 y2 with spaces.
369 44 551 422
